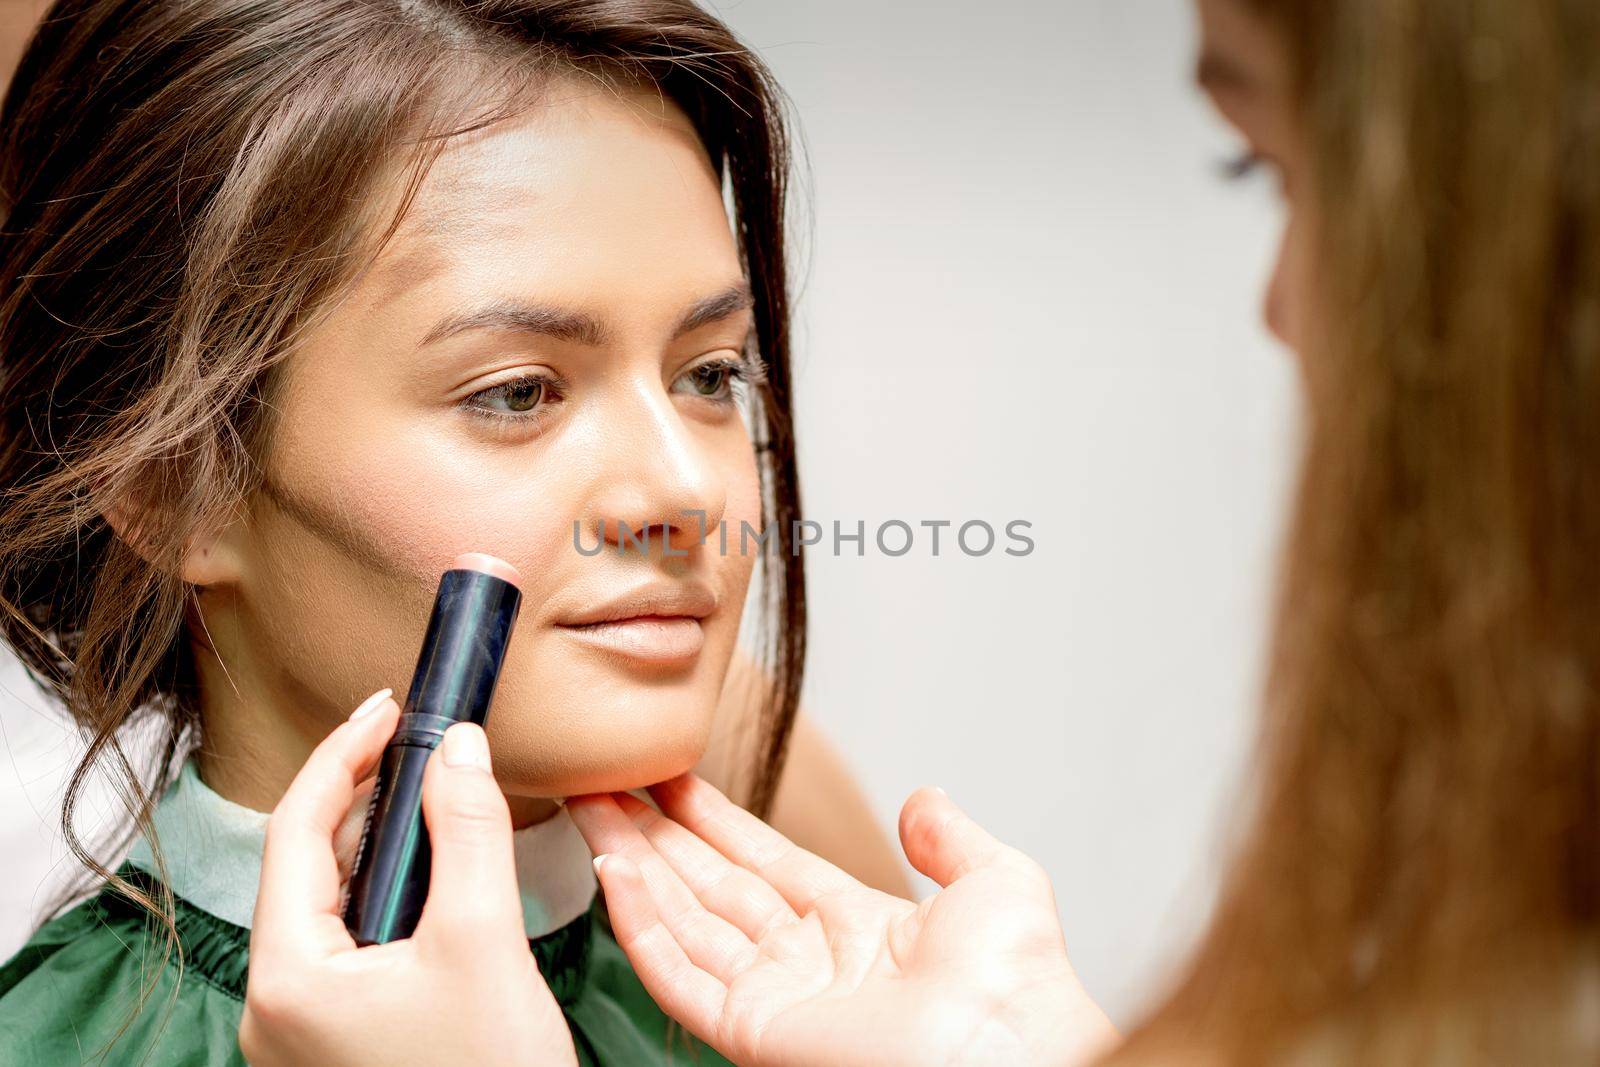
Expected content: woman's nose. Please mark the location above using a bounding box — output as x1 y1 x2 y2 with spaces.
1263 213 1305 351
581 384 728 558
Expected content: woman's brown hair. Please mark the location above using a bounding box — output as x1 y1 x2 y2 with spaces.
0 0 805 939
1114 1 1599 1063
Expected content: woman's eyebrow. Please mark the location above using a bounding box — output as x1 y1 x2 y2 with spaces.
674 282 755 337
420 299 606 347
419 282 755 348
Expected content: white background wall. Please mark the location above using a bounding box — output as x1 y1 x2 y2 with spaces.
0 0 1298 1027
713 0 1299 1023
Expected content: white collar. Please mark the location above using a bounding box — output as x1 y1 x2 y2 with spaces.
125 759 596 939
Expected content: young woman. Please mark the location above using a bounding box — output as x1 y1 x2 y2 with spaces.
0 0 909 1062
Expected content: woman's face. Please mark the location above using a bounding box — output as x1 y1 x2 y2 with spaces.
1194 0 1313 355
201 78 762 800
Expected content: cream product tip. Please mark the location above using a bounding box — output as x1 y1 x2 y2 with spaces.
450 551 523 591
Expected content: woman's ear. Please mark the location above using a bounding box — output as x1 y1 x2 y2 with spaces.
179 521 248 588
101 493 249 588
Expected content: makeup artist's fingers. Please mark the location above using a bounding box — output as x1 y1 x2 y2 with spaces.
648 774 857 914
591 852 729 1043
255 689 400 961
566 793 759 983
897 786 1038 889
414 723 525 957
609 791 799 942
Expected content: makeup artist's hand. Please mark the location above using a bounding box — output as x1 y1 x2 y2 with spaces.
240 690 579 1067
568 776 1119 1067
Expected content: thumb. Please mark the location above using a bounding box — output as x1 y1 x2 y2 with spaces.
414 723 525 955
898 786 1029 888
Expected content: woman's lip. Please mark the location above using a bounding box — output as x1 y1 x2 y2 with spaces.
555 616 705 664
558 582 717 627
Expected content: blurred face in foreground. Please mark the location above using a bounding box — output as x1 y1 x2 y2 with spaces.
1195 0 1314 358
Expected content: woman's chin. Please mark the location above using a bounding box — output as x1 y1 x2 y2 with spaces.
488 724 711 800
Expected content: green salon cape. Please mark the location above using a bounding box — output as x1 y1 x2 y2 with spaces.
0 758 730 1066
0 869 728 1065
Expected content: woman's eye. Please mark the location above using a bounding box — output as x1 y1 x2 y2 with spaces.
1218 147 1288 196
462 373 563 423
497 378 544 412
675 355 768 404
671 354 766 404
1219 148 1265 181
680 362 732 398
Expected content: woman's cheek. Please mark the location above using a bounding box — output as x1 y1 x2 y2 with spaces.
722 439 765 557
345 438 569 569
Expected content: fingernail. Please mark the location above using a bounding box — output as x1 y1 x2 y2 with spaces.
592 854 608 875
933 786 948 797
440 723 492 773
350 688 394 721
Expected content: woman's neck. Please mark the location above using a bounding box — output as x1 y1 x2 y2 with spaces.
190 631 560 830
195 741 562 829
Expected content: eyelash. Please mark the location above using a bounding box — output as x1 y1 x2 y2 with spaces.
460 370 572 431
1218 148 1266 182
680 353 768 401
459 354 767 431
1219 148 1291 197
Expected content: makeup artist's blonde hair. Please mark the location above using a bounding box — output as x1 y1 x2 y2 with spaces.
0 0 804 959
1111 1 1600 1063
